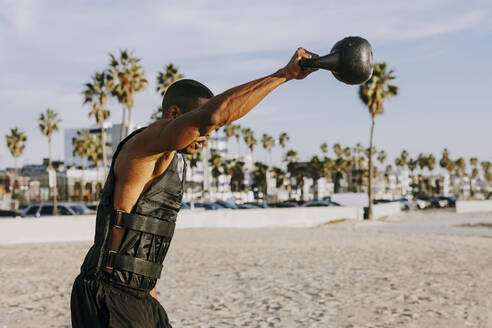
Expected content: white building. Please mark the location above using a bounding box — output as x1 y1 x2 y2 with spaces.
64 122 138 167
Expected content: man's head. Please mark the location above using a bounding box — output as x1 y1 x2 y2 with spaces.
161 79 213 119
161 79 214 154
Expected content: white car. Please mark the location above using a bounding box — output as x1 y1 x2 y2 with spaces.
21 203 94 217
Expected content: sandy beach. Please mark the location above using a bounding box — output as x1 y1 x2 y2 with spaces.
2 210 492 328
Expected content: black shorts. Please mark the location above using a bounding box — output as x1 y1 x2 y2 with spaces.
71 273 172 328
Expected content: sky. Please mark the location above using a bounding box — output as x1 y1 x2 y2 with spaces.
1 0 491 169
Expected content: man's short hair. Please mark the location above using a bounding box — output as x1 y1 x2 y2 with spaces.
161 79 214 117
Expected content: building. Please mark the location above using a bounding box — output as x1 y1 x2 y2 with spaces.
64 122 138 167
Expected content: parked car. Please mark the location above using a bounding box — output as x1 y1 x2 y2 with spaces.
202 202 225 210
245 202 270 208
0 209 20 218
237 203 261 209
215 200 239 209
302 200 340 207
437 196 456 207
181 202 191 209
273 201 299 208
392 198 410 211
21 202 94 217
415 197 431 209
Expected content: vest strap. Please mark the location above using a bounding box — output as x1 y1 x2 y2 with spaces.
110 253 163 279
121 213 175 238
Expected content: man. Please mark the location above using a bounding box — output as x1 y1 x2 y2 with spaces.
71 47 317 327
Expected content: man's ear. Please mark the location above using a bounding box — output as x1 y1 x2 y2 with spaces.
166 105 182 119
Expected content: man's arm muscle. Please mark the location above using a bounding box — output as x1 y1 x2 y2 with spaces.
144 48 317 155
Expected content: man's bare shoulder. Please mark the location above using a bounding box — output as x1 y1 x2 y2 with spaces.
114 120 173 179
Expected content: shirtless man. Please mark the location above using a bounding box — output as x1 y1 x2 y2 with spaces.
70 47 317 327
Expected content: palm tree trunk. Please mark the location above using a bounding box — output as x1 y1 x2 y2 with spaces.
101 124 108 178
367 118 375 219
127 107 132 136
120 107 127 141
48 136 52 168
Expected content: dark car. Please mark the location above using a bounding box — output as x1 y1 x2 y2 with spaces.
302 200 340 207
237 203 261 209
438 196 456 207
274 201 299 208
215 200 239 209
0 209 20 217
245 202 270 208
202 202 225 210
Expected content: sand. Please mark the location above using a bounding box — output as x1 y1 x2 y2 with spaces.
1 210 492 327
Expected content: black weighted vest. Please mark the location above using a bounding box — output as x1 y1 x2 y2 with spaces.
79 128 186 291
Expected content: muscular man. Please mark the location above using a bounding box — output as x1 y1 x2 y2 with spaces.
70 47 317 327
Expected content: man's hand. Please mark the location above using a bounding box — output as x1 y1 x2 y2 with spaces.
282 47 319 81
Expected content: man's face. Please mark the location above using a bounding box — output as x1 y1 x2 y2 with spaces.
178 97 210 155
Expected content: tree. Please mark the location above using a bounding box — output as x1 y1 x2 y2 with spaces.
427 154 436 195
83 71 111 174
6 127 27 174
208 152 222 192
283 149 298 198
359 62 398 219
278 132 290 162
307 156 323 200
72 129 92 174
241 128 257 153
261 133 275 164
107 49 148 139
224 124 241 156
38 108 61 168
270 166 286 189
151 63 185 121
377 150 386 168
87 133 105 169
320 142 329 155
287 161 308 201
185 150 202 194
229 159 245 192
481 161 492 184
252 161 269 198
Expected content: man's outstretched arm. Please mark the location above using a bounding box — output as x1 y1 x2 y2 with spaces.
147 47 318 154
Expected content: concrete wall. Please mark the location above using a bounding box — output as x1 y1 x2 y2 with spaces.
456 200 492 214
0 207 363 245
372 202 401 219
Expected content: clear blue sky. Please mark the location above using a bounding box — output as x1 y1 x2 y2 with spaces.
1 0 491 169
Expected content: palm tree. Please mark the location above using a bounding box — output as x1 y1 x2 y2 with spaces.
252 161 269 199
278 132 290 163
333 143 343 158
377 150 386 169
38 108 61 168
151 63 185 121
427 154 436 194
481 161 492 186
270 166 286 189
72 130 92 185
230 159 245 192
224 124 241 156
261 133 275 164
307 156 323 200
320 142 329 155
241 128 257 154
88 133 104 169
283 149 298 198
83 71 111 174
359 62 398 219
107 49 148 139
208 152 222 193
6 127 27 174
